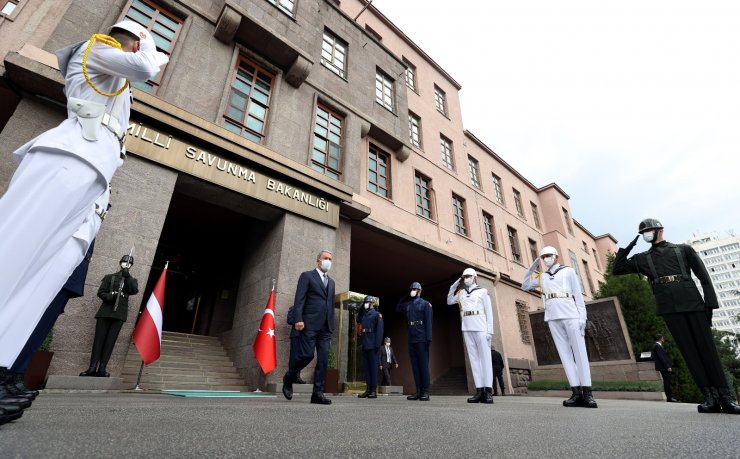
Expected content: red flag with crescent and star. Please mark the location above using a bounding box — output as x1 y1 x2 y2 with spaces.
253 286 277 374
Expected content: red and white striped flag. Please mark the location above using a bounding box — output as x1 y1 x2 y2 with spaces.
253 286 276 374
133 263 168 365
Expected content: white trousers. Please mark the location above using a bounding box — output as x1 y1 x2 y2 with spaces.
548 319 592 387
463 330 493 388
0 151 104 366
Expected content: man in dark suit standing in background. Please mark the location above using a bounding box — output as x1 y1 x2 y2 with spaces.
652 334 677 402
282 250 335 405
379 337 398 386
491 346 505 396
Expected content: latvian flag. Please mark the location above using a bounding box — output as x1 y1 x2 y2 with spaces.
133 262 168 365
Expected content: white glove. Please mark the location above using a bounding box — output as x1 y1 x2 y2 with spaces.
529 259 540 271
452 278 460 287
579 319 586 337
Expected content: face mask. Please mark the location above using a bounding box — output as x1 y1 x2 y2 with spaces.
410 290 417 297
542 256 555 268
463 278 473 287
364 303 370 309
642 232 654 243
320 259 332 272
121 262 131 270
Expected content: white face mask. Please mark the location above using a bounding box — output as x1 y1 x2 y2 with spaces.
642 232 655 243
409 290 418 297
364 303 370 309
121 262 131 270
542 256 555 268
320 259 332 272
463 278 474 287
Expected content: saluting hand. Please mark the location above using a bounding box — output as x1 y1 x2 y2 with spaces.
624 235 639 252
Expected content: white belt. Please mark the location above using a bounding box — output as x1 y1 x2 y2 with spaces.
101 112 125 141
545 293 572 300
463 310 482 316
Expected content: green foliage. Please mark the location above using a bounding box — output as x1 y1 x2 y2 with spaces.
712 329 740 395
528 379 663 392
596 254 701 402
39 328 54 352
328 343 337 369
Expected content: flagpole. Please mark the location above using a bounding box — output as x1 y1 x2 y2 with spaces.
133 360 145 391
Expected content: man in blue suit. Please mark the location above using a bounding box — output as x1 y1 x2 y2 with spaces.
282 250 335 405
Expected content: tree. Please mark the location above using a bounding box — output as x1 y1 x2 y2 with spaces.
596 254 700 402
713 330 740 397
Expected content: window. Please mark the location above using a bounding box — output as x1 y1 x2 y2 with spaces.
516 301 532 344
508 226 522 263
562 207 574 236
368 146 391 198
582 241 588 253
375 69 395 112
468 156 481 189
408 111 422 148
364 24 382 41
310 103 343 179
1 0 19 17
513 188 524 217
492 174 504 205
267 0 295 15
569 250 586 294
121 0 183 94
592 248 602 270
403 58 417 92
440 135 454 170
223 57 274 144
531 202 541 229
434 85 447 115
482 212 496 251
321 29 347 78
452 194 468 236
582 260 595 295
415 172 433 219
528 239 538 264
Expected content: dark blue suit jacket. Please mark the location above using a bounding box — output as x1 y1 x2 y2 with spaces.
293 269 335 332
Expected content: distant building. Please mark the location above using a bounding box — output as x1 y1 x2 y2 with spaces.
687 232 740 335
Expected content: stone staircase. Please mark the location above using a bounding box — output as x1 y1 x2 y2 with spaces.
122 331 249 391
432 366 469 395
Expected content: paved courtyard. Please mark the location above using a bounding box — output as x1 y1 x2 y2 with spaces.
1 392 738 458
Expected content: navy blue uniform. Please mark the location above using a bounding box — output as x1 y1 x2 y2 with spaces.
359 308 384 390
396 296 433 390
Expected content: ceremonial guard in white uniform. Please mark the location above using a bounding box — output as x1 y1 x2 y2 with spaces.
447 268 495 404
0 21 168 371
522 246 597 408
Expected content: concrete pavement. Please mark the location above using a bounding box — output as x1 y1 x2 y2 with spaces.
1 392 738 458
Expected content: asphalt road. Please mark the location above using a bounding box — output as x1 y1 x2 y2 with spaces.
1 392 738 458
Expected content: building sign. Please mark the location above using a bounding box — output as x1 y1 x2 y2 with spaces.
125 121 339 227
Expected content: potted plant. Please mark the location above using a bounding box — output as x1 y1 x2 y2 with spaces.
324 344 342 393
24 329 55 390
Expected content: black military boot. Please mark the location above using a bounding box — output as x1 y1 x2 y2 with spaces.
419 387 430 401
96 367 110 377
467 388 484 403
563 386 583 407
716 387 740 415
1 404 24 424
482 387 494 404
79 365 97 377
0 369 32 409
358 387 371 398
407 389 420 401
501 388 505 396
10 372 38 400
367 386 377 399
697 387 722 413
581 386 598 408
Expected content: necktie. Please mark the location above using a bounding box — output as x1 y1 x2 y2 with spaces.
322 273 328 288
386 345 391 363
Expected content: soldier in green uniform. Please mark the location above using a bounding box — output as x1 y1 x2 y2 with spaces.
80 255 139 377
613 218 740 414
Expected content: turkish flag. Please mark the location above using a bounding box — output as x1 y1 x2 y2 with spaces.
253 288 277 374
133 264 167 365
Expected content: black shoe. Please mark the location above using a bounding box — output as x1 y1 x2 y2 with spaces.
467 388 484 404
282 375 293 400
419 388 430 401
563 387 583 407
310 393 332 405
666 397 679 403
407 391 420 401
358 390 370 398
9 373 38 400
697 387 721 413
0 404 23 423
295 376 307 385
95 368 110 377
580 386 598 408
483 387 494 404
79 366 97 377
717 387 740 415
367 387 377 399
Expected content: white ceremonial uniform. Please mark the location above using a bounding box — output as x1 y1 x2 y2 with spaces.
447 281 494 388
0 32 167 365
522 261 591 387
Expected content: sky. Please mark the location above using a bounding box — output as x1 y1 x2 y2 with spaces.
371 0 740 247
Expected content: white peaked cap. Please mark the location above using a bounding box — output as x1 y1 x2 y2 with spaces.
540 246 559 257
462 268 477 277
110 20 157 52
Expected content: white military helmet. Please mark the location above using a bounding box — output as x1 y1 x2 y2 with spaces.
462 267 477 277
540 246 559 257
110 20 157 52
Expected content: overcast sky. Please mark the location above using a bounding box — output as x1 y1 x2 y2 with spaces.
372 0 740 248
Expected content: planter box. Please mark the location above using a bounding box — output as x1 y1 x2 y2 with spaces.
24 351 54 390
